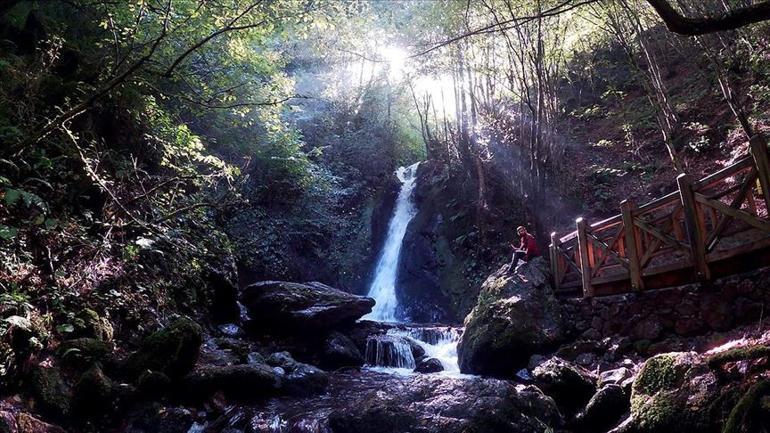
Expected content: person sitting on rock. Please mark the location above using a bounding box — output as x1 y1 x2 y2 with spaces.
510 226 540 269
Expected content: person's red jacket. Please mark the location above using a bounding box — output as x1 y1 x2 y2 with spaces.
520 233 541 260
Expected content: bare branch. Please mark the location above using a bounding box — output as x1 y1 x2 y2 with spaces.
646 0 770 36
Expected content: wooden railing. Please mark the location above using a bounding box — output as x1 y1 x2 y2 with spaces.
551 136 770 297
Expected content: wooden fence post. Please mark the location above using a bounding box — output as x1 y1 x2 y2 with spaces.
677 173 711 281
550 232 560 291
749 135 770 208
621 200 644 291
576 218 594 297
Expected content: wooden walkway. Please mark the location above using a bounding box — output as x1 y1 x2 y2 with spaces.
550 136 770 298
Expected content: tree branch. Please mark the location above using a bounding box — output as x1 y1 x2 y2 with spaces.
162 0 265 77
645 0 770 36
413 0 599 57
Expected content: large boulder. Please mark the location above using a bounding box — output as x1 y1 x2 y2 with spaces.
628 352 718 433
182 363 282 400
457 258 564 377
240 281 374 332
414 358 444 374
329 374 561 433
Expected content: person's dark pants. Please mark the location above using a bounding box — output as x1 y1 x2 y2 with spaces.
510 252 540 268
510 250 526 268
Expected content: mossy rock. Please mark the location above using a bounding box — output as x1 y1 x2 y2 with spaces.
73 308 114 342
629 352 718 433
706 344 770 370
29 366 72 419
57 338 111 368
125 318 202 379
73 364 114 416
633 353 686 395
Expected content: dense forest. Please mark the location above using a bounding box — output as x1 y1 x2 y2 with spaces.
2 1 770 432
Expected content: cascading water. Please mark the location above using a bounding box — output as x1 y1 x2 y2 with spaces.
364 326 462 375
362 162 421 322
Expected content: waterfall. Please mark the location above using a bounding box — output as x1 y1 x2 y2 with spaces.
362 162 421 322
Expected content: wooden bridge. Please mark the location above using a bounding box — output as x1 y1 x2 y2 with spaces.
550 136 770 298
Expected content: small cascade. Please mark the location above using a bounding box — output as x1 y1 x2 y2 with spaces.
365 334 416 369
365 326 462 374
363 162 421 322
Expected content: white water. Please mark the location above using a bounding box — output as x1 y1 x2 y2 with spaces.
362 162 421 322
365 327 462 375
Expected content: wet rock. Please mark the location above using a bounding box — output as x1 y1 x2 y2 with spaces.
458 258 564 377
240 281 374 332
29 366 72 419
574 384 629 432
183 363 282 400
266 351 329 396
414 358 443 373
125 318 202 379
15 413 67 433
266 351 297 370
329 374 560 433
406 338 426 361
285 363 329 397
531 357 597 416
322 332 364 369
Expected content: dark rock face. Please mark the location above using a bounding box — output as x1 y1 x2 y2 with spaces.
531 357 597 416
322 332 364 369
124 318 203 379
206 270 240 323
395 161 530 323
329 374 561 433
414 358 443 373
240 281 374 332
458 258 564 377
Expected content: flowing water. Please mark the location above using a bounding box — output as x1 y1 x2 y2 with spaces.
364 326 462 375
362 162 421 322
